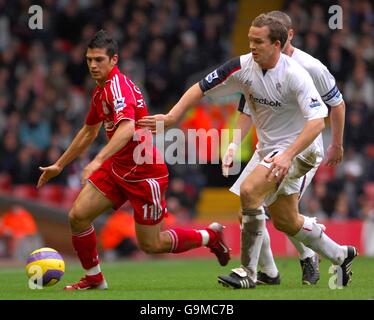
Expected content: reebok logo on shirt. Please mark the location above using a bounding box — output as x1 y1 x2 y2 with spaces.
249 94 281 107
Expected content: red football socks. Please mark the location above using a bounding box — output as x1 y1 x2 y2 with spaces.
72 225 100 270
166 227 217 253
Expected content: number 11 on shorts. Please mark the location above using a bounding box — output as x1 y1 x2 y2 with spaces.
142 204 160 221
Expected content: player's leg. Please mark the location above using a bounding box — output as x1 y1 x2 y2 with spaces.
290 164 321 284
218 164 277 289
134 221 228 261
130 177 230 266
64 182 114 290
257 225 281 284
238 205 280 284
65 161 126 290
287 235 320 285
268 194 357 286
231 156 280 285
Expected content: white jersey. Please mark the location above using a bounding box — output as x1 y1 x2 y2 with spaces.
291 48 343 107
199 53 328 159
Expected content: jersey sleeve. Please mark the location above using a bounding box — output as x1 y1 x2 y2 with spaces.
237 94 252 116
289 67 328 121
199 57 243 98
312 65 343 107
107 74 136 126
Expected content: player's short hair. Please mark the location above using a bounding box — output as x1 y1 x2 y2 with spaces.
251 14 288 48
267 11 293 31
88 29 118 58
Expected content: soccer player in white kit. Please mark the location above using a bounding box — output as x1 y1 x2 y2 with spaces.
220 11 348 287
138 14 357 289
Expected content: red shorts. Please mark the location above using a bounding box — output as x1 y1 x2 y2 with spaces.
88 160 168 225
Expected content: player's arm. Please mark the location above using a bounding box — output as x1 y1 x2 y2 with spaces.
138 57 243 132
81 120 135 184
313 66 345 166
234 112 253 144
326 100 345 166
266 68 328 182
141 83 205 132
37 123 101 188
137 83 203 132
265 118 325 181
222 97 253 177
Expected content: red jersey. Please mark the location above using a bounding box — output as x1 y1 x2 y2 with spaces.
85 66 168 181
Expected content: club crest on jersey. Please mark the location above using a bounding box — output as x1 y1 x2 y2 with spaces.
309 97 321 108
205 70 219 83
114 97 126 113
276 82 282 94
102 101 110 115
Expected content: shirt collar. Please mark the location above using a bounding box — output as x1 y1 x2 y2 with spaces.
106 65 120 82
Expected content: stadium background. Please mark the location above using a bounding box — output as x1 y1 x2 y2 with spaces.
0 0 373 263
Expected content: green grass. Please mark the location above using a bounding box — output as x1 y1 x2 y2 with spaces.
1 257 373 300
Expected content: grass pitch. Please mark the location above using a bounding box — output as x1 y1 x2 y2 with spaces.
0 257 373 300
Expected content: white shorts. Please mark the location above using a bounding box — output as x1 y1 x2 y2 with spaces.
230 147 322 206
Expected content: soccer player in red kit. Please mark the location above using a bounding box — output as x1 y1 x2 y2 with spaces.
37 30 230 290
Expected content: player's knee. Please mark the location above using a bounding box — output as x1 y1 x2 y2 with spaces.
68 206 90 230
240 184 259 206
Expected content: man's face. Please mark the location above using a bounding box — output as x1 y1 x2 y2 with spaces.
248 26 280 66
86 47 117 83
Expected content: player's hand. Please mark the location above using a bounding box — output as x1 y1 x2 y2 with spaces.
137 113 176 133
264 153 292 183
37 164 63 188
222 143 238 177
81 159 102 185
325 144 344 166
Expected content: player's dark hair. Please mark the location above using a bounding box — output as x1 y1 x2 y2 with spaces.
252 14 288 48
88 29 118 58
267 11 293 31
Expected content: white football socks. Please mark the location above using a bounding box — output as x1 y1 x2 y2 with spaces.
259 226 279 278
287 235 316 260
86 263 101 276
241 208 265 280
293 215 346 265
199 229 210 246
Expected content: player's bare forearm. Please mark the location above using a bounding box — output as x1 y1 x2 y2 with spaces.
283 118 325 159
55 123 101 169
233 112 253 145
329 101 345 147
222 113 253 177
37 123 101 188
167 83 204 124
93 120 135 164
138 83 203 131
80 120 134 185
265 118 325 182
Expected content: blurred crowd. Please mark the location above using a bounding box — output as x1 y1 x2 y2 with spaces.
283 0 374 221
0 0 236 219
0 0 373 222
